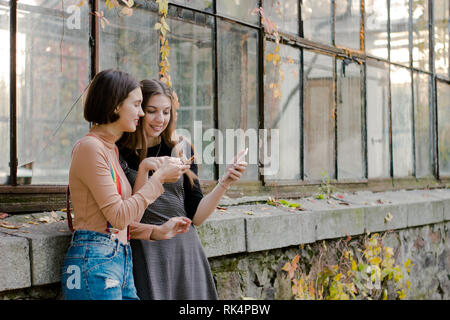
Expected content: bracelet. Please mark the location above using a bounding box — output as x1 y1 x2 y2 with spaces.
218 177 230 190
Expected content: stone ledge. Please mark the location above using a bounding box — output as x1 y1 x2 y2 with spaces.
0 222 71 287
0 233 30 291
0 188 449 292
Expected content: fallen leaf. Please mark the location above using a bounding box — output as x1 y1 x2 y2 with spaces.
0 221 20 229
0 213 9 219
384 212 393 223
244 211 254 215
216 206 227 211
344 232 351 242
376 199 384 204
38 216 52 223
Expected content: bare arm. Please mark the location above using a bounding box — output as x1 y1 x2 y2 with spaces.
192 162 247 226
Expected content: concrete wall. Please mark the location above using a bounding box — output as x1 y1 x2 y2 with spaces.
1 188 449 299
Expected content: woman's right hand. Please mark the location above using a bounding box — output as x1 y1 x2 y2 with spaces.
153 157 190 183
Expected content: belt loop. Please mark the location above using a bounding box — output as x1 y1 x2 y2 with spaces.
70 230 76 245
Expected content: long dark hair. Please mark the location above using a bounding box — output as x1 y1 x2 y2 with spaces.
119 79 198 186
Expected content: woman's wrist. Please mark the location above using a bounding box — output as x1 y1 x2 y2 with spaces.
151 170 164 184
218 176 230 190
149 225 160 240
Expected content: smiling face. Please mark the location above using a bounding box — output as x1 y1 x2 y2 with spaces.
142 94 172 140
116 87 144 132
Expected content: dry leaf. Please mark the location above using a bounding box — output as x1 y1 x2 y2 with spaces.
0 213 9 219
384 212 393 223
0 221 20 229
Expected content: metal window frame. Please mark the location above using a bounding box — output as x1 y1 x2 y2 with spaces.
2 0 449 210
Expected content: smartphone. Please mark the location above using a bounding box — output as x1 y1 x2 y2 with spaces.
234 148 248 165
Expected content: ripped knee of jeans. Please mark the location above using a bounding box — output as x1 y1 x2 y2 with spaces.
104 278 120 290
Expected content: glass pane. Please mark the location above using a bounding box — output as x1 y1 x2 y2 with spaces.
167 12 214 180
391 65 413 177
217 20 258 181
264 0 298 35
0 0 9 184
301 0 332 45
412 0 429 71
390 0 410 66
216 0 259 25
304 51 335 180
335 0 361 50
437 82 450 176
414 72 433 178
17 0 90 184
100 2 159 80
264 43 301 180
365 0 388 59
170 0 213 12
337 61 364 180
434 0 449 77
366 59 390 178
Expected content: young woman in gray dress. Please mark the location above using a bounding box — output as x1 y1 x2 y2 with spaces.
117 79 247 299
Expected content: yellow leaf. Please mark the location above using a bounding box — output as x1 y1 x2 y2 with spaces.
404 259 411 268
154 22 162 30
273 88 281 99
266 53 273 62
351 259 357 271
370 256 381 265
282 262 291 272
161 17 170 32
274 45 280 53
273 54 281 65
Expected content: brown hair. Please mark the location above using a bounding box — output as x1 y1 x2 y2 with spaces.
84 69 140 124
119 79 198 186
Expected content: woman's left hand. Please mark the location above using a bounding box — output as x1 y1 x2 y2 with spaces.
150 216 192 240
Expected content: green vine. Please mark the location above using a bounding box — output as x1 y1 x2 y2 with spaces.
282 233 413 300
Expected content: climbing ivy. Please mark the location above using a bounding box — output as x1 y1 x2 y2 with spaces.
282 233 413 300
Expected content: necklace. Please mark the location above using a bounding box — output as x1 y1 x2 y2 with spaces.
151 136 162 157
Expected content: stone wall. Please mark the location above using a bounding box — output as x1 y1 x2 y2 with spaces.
1 188 449 299
209 221 450 300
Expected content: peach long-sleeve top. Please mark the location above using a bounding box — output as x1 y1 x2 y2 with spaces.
69 126 164 244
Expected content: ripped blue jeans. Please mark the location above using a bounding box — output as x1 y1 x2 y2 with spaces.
61 230 138 300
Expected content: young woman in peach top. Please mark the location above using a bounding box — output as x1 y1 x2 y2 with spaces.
61 70 192 300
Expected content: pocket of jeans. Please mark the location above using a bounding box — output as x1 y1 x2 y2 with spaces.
85 243 117 260
65 244 87 259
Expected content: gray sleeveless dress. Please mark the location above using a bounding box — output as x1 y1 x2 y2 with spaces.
124 167 218 300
